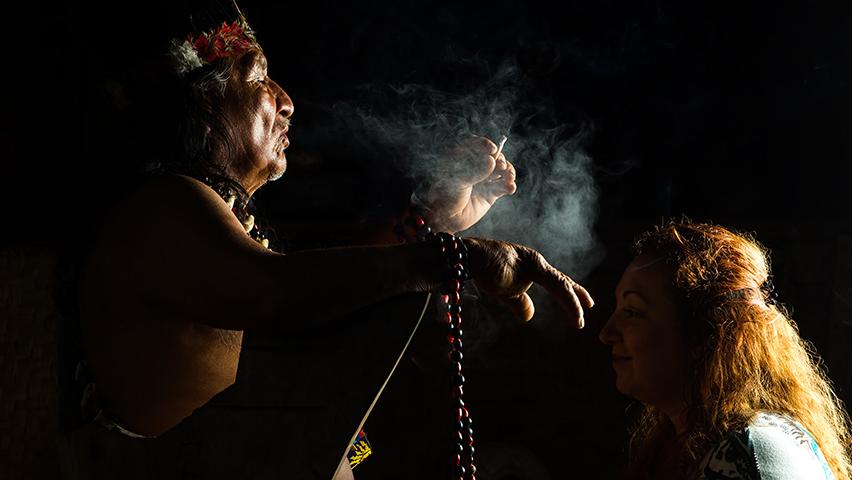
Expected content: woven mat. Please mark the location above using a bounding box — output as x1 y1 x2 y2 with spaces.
0 247 60 479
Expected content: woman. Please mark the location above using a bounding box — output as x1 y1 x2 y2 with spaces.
599 219 852 479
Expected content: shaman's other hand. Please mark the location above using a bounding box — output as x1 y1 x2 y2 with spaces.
465 237 594 327
419 136 517 233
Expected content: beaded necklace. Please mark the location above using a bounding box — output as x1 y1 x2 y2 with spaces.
395 212 477 480
202 176 273 250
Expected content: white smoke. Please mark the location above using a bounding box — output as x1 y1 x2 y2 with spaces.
332 58 604 279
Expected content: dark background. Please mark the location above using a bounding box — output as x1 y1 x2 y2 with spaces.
5 0 852 478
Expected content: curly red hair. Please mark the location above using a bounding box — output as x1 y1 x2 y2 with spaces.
626 219 851 479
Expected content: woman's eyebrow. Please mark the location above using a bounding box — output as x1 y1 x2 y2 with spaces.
622 290 648 303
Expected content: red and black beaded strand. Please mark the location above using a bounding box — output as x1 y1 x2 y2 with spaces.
431 232 476 480
394 208 477 480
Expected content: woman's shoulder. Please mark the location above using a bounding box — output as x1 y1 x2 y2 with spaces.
698 411 834 479
746 411 834 479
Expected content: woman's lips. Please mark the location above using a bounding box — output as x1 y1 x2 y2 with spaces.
612 354 631 364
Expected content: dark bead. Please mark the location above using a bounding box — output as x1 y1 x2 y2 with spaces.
450 350 463 362
462 416 473 427
455 442 464 454
453 361 462 374
454 465 466 477
448 325 462 339
454 430 464 442
453 373 465 386
468 445 475 457
452 385 464 399
452 337 463 350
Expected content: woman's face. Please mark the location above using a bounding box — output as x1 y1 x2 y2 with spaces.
598 254 691 409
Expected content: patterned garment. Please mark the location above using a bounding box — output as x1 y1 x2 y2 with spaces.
698 411 835 479
347 430 373 469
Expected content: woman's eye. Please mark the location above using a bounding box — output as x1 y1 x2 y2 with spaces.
623 308 639 318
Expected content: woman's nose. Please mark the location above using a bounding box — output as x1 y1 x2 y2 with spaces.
598 314 620 345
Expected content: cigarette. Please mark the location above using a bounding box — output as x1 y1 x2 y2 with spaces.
495 135 508 157
489 136 510 182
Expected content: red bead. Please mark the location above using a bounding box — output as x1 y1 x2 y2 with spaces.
441 294 449 304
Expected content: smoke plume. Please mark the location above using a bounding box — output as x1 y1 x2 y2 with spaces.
332 57 604 279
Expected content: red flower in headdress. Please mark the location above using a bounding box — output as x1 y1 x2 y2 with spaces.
186 19 259 65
